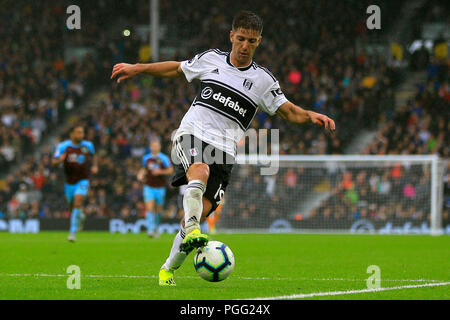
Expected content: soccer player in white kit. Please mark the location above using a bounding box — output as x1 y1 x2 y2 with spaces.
111 11 335 286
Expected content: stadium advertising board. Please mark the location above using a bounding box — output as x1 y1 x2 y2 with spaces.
268 218 450 234
0 218 448 234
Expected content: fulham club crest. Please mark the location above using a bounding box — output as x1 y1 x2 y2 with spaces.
243 79 253 90
189 148 198 156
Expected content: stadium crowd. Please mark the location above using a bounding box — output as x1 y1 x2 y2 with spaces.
0 2 105 175
304 60 449 228
1 1 448 230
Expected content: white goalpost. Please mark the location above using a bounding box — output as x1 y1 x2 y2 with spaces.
216 155 446 235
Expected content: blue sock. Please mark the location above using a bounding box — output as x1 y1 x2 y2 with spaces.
155 213 161 228
70 208 81 233
146 211 155 233
155 212 160 232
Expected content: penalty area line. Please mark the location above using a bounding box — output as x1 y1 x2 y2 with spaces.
242 281 450 300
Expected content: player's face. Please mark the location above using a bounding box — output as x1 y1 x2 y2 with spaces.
150 141 161 154
71 127 84 143
230 28 261 67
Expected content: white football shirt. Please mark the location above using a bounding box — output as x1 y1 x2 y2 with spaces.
175 49 288 157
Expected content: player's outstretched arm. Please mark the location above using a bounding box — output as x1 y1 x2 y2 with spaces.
91 155 98 174
52 153 66 167
276 101 336 131
111 62 183 83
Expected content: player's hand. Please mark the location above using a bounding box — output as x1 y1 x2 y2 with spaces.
91 166 98 174
137 170 146 182
59 152 67 162
307 111 336 132
111 63 140 83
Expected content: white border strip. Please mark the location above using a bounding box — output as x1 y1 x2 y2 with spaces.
243 282 450 300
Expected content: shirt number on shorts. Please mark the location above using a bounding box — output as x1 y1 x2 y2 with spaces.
214 184 224 205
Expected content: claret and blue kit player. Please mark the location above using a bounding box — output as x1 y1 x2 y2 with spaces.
52 126 97 242
137 139 173 238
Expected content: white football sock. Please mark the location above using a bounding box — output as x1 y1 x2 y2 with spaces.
162 227 189 271
183 179 206 233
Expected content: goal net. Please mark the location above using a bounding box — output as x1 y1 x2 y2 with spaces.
216 155 446 235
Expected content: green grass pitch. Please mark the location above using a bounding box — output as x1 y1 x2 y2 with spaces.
0 232 449 300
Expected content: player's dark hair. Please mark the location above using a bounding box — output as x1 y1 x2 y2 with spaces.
69 125 84 133
232 10 263 34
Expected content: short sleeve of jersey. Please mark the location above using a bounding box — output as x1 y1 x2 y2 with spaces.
85 141 95 155
142 154 149 168
180 52 211 83
160 153 171 168
259 81 288 116
53 141 71 158
53 142 64 158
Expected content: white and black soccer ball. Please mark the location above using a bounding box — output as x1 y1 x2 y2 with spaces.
194 241 235 282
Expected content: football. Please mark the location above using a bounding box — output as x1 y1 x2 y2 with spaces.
194 241 235 282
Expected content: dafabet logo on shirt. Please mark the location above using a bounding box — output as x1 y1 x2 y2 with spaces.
200 87 247 118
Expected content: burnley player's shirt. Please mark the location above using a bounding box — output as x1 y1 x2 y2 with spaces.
176 48 288 157
53 140 95 184
142 152 171 188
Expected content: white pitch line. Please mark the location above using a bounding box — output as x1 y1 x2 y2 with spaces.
243 281 450 300
0 273 444 283
239 276 442 282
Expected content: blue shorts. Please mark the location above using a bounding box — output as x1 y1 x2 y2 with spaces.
143 186 166 206
64 179 90 203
